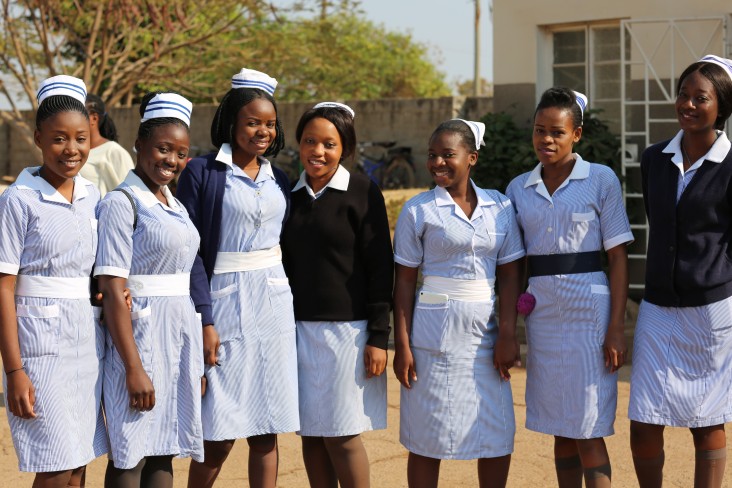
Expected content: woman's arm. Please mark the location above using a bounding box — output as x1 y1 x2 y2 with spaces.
0 274 35 419
393 264 418 388
494 259 522 380
603 243 629 372
98 275 155 410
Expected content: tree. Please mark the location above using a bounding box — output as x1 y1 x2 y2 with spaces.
247 9 451 101
0 0 262 144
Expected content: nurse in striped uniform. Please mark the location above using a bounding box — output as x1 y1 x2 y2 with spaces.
176 68 298 488
506 88 632 488
95 92 204 487
393 119 524 488
0 75 108 486
628 55 732 488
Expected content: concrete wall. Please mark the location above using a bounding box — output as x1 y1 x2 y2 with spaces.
2 96 493 186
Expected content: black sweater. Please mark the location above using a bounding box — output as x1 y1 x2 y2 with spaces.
281 172 394 349
642 138 732 306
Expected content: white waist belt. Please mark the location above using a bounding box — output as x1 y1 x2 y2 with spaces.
126 273 190 297
422 275 494 302
213 245 282 274
15 275 91 299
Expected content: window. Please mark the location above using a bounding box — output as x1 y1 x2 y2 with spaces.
551 24 628 132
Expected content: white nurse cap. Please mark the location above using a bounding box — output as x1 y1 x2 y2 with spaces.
699 54 732 81
140 93 193 127
452 119 486 150
36 75 87 106
573 91 588 115
313 101 356 119
231 68 278 95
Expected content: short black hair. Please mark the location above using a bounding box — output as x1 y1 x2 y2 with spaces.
295 106 357 162
534 87 583 128
677 61 732 130
430 119 478 153
36 95 88 130
86 93 119 141
210 88 285 157
137 91 190 142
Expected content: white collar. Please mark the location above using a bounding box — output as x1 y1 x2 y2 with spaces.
14 166 93 205
523 154 590 202
122 170 179 210
434 179 496 208
215 143 275 181
662 130 731 166
292 164 350 195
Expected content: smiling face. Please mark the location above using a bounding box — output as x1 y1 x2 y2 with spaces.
427 130 477 189
532 107 582 167
676 70 719 134
299 117 343 193
34 110 90 187
232 97 276 164
134 123 190 191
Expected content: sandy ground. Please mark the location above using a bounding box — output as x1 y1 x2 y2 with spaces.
0 359 716 487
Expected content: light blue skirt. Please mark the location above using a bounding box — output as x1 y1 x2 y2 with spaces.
629 297 732 427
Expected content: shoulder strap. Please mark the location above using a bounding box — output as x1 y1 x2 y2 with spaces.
113 188 138 230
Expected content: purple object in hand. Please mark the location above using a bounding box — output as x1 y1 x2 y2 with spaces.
516 292 536 315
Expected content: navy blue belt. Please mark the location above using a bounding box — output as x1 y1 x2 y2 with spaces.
527 251 602 277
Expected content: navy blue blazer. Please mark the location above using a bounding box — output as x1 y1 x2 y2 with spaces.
176 151 291 325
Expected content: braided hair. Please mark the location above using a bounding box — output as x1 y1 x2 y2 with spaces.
36 95 88 130
210 88 285 157
534 87 584 129
86 94 119 141
137 91 190 142
430 119 478 153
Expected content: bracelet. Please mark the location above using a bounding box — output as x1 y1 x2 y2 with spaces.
5 366 24 375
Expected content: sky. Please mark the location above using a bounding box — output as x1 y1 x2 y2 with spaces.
274 0 494 87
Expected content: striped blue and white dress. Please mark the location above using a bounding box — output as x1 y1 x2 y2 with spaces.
506 155 633 439
0 168 107 472
202 148 299 440
393 182 525 460
629 131 732 427
94 170 203 469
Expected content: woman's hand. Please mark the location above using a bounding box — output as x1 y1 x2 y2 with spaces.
94 287 132 311
393 344 417 388
126 366 155 411
364 345 387 378
603 325 627 372
493 334 520 381
6 370 36 419
202 325 220 366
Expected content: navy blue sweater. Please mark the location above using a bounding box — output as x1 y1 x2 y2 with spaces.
176 152 291 325
642 139 732 306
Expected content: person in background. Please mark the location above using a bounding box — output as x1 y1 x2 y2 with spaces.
80 94 134 195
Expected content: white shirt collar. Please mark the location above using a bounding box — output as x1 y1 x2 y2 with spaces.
122 169 179 210
292 164 350 198
14 166 93 205
662 130 731 168
523 154 590 202
434 179 496 207
215 143 275 182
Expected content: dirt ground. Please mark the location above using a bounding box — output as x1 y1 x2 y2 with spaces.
0 359 716 487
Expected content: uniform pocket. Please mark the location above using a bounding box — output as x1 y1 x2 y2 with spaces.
130 306 153 366
267 277 296 334
16 304 61 358
210 283 242 343
572 212 596 222
591 284 611 346
411 291 450 353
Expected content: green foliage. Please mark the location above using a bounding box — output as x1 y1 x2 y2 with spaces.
473 109 622 193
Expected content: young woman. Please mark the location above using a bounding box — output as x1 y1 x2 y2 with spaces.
506 88 632 488
80 94 134 195
393 119 524 488
281 102 393 488
176 68 298 488
95 92 203 487
0 75 107 487
628 55 732 488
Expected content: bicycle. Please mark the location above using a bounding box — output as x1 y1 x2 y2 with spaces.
355 141 416 190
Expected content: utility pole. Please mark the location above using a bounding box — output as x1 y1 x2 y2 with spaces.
321 0 327 19
474 0 481 96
